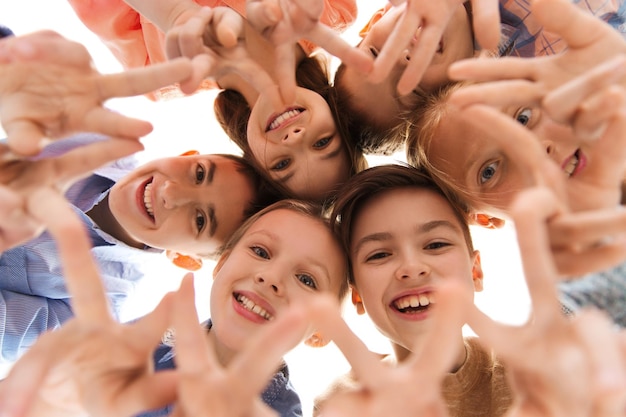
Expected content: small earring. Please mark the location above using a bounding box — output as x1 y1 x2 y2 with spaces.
473 214 505 229
167 251 203 271
305 332 327 348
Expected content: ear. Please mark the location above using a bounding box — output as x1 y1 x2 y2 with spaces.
471 213 506 229
471 250 484 292
180 150 199 156
166 250 203 271
212 249 232 280
304 331 330 348
351 286 366 315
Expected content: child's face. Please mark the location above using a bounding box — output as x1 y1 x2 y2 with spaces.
209 208 346 351
340 3 474 130
109 154 254 256
349 187 481 352
427 106 586 213
247 87 351 201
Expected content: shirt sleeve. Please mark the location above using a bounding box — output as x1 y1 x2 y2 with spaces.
0 289 73 363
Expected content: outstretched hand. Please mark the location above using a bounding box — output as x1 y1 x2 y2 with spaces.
0 30 193 156
0 188 178 417
311 285 467 417
467 186 626 417
169 275 311 417
246 0 373 104
448 0 626 104
369 0 500 96
165 6 286 110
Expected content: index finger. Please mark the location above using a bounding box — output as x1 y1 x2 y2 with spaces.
230 304 310 398
369 4 421 83
509 187 564 323
26 188 111 322
306 24 373 74
397 22 446 95
468 0 501 51
171 274 219 373
96 57 193 100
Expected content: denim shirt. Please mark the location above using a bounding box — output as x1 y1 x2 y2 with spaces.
0 134 159 363
136 320 303 417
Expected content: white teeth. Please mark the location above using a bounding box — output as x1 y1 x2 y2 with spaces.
564 152 579 177
236 294 273 320
143 182 154 218
269 109 302 130
394 293 434 311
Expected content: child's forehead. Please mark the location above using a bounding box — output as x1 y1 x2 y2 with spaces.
354 187 465 231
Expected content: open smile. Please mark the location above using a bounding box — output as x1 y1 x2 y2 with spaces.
265 107 304 132
138 177 155 223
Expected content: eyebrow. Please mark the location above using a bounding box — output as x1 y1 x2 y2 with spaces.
352 220 460 254
206 159 218 237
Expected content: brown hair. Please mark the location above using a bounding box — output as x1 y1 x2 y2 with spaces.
217 199 351 301
199 154 284 259
214 54 367 203
330 164 474 283
334 63 419 155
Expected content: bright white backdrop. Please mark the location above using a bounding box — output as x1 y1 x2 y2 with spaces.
1 2 530 415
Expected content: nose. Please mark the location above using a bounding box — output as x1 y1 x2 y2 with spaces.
161 180 193 209
283 126 305 143
542 140 554 156
395 253 429 281
254 273 283 296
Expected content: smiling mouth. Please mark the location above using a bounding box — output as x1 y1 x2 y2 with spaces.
234 293 273 320
392 292 435 313
143 180 155 221
563 149 581 177
266 108 304 132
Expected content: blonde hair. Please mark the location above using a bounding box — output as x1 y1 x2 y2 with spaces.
405 81 477 204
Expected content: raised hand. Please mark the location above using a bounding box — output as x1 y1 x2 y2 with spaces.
0 136 144 252
246 0 373 103
0 187 178 417
0 30 193 156
467 186 626 417
311 285 466 417
448 0 626 105
459 103 626 277
165 6 285 110
169 275 309 417
369 0 500 96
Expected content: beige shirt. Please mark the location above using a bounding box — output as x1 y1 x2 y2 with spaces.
314 337 513 417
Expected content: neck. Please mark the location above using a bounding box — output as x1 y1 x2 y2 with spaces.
86 194 145 249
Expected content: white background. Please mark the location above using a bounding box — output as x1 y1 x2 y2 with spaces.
1 2 530 415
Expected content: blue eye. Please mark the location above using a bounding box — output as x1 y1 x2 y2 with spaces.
195 211 206 233
195 164 205 183
479 161 499 184
515 108 532 126
313 137 332 149
251 246 270 259
297 273 317 289
272 159 290 171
